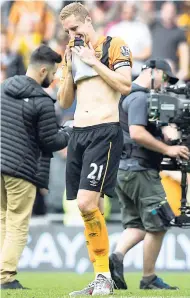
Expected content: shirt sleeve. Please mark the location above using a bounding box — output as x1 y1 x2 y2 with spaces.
122 93 148 126
109 37 133 70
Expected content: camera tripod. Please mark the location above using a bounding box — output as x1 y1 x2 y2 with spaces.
174 160 190 227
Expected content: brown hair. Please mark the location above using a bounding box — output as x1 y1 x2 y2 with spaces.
60 2 89 22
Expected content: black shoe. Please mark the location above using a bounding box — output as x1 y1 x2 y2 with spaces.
0 280 28 290
140 276 179 290
109 253 127 289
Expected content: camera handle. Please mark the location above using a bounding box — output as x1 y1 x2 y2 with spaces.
148 60 157 115
180 162 188 214
174 161 190 227
150 60 156 90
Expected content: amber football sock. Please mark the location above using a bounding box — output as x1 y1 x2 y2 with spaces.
84 228 96 273
82 208 109 274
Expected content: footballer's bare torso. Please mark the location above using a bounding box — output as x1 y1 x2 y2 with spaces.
74 76 120 127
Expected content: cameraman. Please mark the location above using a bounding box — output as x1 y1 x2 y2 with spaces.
109 59 190 290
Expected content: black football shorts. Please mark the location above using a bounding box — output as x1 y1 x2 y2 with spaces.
66 122 123 200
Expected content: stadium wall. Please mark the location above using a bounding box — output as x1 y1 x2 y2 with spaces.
18 224 190 272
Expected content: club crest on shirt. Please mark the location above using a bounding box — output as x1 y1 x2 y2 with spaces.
120 46 130 57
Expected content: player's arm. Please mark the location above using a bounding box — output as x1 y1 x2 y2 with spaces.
57 70 75 109
71 38 132 95
123 95 190 159
93 60 131 95
92 60 131 95
92 38 132 95
57 47 75 109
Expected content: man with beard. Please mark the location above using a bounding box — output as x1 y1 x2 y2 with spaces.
0 44 72 289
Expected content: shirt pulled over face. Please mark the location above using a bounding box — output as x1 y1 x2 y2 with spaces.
61 36 132 84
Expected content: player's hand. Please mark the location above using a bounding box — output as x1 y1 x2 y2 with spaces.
71 42 97 66
65 46 72 71
165 145 190 160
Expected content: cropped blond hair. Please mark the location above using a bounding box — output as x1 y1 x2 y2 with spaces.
60 2 89 22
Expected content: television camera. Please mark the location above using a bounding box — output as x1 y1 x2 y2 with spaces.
147 60 190 228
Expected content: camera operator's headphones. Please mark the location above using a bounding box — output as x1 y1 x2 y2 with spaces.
142 59 179 85
141 60 156 89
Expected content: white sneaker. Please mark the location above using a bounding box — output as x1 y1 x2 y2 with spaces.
92 274 114 296
69 281 95 296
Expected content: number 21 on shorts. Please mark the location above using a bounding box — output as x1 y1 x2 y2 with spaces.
87 163 104 180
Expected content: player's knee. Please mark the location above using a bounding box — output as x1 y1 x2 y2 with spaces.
78 200 87 212
77 199 96 213
77 190 99 213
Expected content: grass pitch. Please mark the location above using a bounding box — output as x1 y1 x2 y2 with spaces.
1 272 190 298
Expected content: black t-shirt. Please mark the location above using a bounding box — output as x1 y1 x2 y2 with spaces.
151 22 186 65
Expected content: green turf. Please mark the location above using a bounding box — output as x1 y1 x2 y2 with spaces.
1 272 190 297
